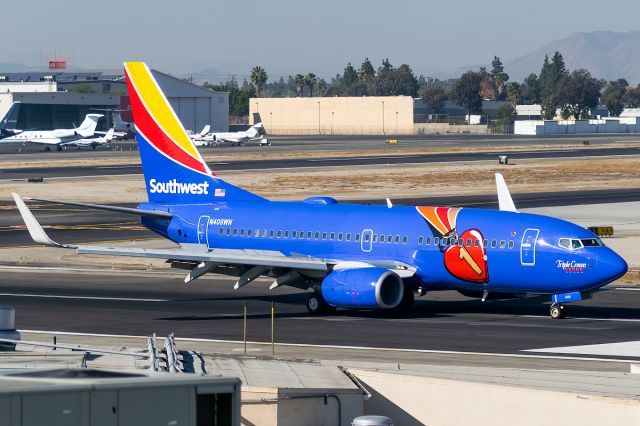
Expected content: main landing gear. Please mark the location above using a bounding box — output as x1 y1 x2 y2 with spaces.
550 303 566 319
306 293 336 315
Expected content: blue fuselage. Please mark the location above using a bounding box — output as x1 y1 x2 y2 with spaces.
139 200 628 296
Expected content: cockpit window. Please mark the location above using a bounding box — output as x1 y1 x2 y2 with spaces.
559 238 596 250
581 238 604 247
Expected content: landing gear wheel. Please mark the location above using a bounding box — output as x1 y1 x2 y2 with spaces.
56 146 62 151
550 303 566 319
306 293 335 315
44 147 50 152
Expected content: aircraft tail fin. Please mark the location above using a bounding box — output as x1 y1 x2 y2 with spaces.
123 62 265 204
76 114 103 137
199 124 211 137
105 128 115 141
0 102 20 130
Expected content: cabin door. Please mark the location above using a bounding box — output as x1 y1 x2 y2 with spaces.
198 215 210 246
521 228 539 266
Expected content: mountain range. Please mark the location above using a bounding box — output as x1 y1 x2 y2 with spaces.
436 31 640 85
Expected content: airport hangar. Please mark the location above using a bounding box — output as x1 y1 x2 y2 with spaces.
0 69 229 132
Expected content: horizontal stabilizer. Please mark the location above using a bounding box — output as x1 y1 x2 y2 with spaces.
26 197 172 219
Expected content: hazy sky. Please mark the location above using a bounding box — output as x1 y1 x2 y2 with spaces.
2 0 639 81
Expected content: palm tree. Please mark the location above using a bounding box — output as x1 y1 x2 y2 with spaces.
250 66 268 97
304 73 317 97
294 74 305 97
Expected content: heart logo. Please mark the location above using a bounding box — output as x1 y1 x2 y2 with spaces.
443 229 488 283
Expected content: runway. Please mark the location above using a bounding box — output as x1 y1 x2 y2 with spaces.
2 188 640 247
1 145 639 181
2 267 640 357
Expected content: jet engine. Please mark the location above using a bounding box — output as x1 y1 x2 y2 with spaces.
321 267 404 309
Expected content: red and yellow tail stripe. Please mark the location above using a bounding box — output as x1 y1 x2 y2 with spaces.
123 62 212 176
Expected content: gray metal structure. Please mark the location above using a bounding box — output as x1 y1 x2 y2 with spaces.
0 369 241 426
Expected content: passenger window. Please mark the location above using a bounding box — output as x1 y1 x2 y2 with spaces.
322 232 327 240
491 240 497 248
434 237 440 245
240 229 245 236
233 229 238 236
387 235 393 243
292 231 297 238
226 228 231 236
483 239 488 248
395 235 400 244
402 236 408 244
499 240 506 249
373 234 378 242
277 230 282 238
330 232 335 240
418 236 424 245
285 231 290 238
458 239 463 247
346 233 351 241
380 234 385 242
364 234 369 242
355 234 361 242
338 233 343 241
508 241 514 249
248 229 253 237
307 231 312 239
466 238 472 247
255 229 260 237
426 237 431 245
269 230 274 238
474 239 480 247
299 232 304 240
262 229 267 237
219 228 223 236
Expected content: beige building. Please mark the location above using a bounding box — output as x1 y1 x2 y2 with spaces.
250 96 414 135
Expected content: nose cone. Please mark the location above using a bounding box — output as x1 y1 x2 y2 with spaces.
601 249 628 284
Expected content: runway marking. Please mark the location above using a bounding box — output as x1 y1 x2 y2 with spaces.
97 165 140 169
0 293 167 302
18 329 639 363
525 341 640 358
520 315 640 323
614 287 640 291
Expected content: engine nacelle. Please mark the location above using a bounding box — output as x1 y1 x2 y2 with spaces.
321 267 404 309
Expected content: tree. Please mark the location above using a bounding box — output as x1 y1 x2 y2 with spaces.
250 66 268 98
623 85 640 107
317 79 327 96
392 64 419 96
359 58 375 81
304 73 317 97
495 103 515 132
521 73 540 104
490 56 509 98
294 74 305 97
602 79 629 117
419 85 448 117
556 69 602 119
342 63 358 86
451 71 483 115
539 52 567 102
507 82 521 106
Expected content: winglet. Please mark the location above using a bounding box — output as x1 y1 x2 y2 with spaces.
495 173 517 212
12 193 62 247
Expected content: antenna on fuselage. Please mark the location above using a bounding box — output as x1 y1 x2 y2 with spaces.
495 173 517 212
386 198 393 209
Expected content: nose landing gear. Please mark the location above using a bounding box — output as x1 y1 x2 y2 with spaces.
550 303 566 319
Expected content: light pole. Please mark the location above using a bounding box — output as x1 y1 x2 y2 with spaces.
317 101 321 135
395 111 398 134
381 101 385 135
331 111 334 135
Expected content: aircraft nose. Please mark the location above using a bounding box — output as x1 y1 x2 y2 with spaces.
601 249 628 283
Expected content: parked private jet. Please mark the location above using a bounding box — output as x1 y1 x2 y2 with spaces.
0 102 22 140
12 62 628 319
195 122 270 147
2 114 103 151
64 128 115 149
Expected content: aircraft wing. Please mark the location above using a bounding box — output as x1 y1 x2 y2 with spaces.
13 193 415 286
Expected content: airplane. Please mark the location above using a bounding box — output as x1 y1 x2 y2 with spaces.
195 122 270 147
63 128 116 149
1 113 103 151
0 102 22 140
12 62 628 320
188 125 211 147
